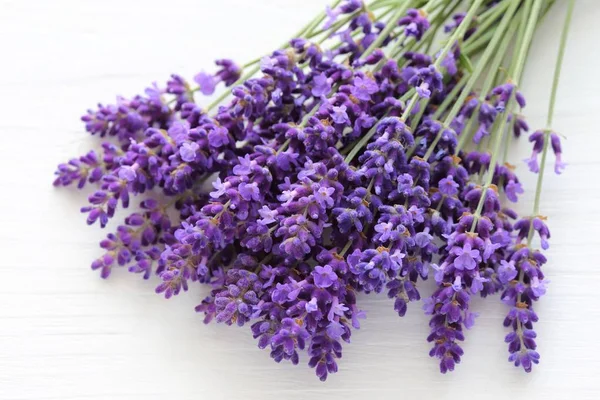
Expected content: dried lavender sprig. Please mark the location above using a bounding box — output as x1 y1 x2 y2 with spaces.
504 0 574 373
421 0 543 374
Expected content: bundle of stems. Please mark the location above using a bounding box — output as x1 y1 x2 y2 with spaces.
54 0 572 380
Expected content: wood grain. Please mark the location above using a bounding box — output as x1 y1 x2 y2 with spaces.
1 1 599 399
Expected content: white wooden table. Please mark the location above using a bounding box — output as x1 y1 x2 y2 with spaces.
1 1 599 399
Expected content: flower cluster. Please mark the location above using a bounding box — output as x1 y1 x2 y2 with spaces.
54 0 568 380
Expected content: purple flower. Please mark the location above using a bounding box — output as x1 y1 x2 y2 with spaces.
451 276 462 292
438 175 459 196
259 56 277 72
453 243 480 270
506 180 524 202
530 277 549 297
374 222 394 242
398 9 430 41
492 83 526 112
331 105 349 124
525 130 544 172
313 265 338 288
498 260 517 284
550 132 566 174
323 0 362 29
422 297 435 314
305 297 318 313
207 126 230 148
179 142 199 162
407 65 443 98
328 301 349 321
509 349 540 373
214 59 241 85
526 155 540 173
312 73 332 97
323 6 339 29
326 320 345 339
238 182 261 201
397 173 413 193
271 318 310 359
258 206 277 225
440 298 461 323
351 76 379 101
210 177 227 198
464 311 478 329
533 217 551 250
470 275 488 294
415 231 433 248
118 166 137 182
441 51 458 75
313 186 336 209
194 72 217 95
53 150 104 188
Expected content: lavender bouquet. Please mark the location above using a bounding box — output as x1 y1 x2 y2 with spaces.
54 0 572 380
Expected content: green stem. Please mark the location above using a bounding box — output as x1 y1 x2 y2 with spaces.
462 0 510 47
512 0 544 84
410 97 428 131
509 0 532 77
339 240 354 257
501 117 515 164
463 28 494 56
531 137 550 217
401 92 420 121
546 0 574 129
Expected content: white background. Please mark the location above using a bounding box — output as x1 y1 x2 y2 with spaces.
1 0 599 399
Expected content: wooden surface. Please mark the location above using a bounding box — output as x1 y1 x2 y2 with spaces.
1 1 599 399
